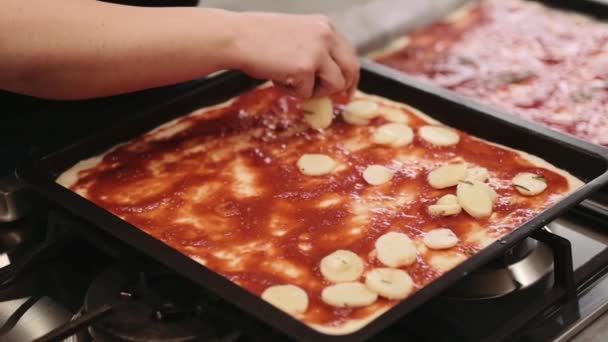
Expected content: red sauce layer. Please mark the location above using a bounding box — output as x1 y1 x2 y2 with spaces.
67 86 570 329
376 0 608 147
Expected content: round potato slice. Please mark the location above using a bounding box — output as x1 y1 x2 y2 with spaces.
320 250 365 283
302 97 333 129
363 165 394 185
427 163 467 189
456 180 494 219
372 123 414 147
342 111 370 126
297 154 336 176
466 167 489 182
419 126 460 146
437 194 458 205
375 232 417 267
321 282 378 308
423 228 459 250
381 108 409 124
345 100 380 119
512 172 548 196
262 285 309 315
365 268 414 300
428 204 462 216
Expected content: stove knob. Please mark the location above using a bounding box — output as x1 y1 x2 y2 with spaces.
0 174 30 223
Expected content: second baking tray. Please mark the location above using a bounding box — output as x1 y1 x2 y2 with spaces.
370 0 608 217
16 61 608 341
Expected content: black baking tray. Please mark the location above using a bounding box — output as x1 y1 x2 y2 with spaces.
537 0 608 216
372 0 608 217
16 61 608 341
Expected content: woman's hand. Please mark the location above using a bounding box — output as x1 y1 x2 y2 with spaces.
229 12 360 98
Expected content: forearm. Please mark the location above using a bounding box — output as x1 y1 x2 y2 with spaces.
0 0 240 99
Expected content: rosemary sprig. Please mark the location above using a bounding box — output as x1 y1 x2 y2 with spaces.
514 184 531 192
459 180 474 185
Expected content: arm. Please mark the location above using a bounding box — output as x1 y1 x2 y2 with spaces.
0 0 359 100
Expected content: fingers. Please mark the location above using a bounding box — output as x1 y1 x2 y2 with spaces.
274 72 315 99
313 54 346 98
331 32 361 98
269 15 360 99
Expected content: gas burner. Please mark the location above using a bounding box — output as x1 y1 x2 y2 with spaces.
444 233 554 299
84 264 235 342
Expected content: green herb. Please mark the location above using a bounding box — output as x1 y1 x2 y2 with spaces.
459 180 474 185
302 110 314 115
533 175 546 182
514 184 531 192
381 279 391 284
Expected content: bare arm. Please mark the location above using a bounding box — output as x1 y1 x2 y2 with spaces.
0 0 359 100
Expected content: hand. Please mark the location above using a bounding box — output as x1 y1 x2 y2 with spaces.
229 12 360 98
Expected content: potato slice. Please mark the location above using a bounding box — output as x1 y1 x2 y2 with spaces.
372 123 414 147
381 108 409 124
427 163 467 189
297 154 336 176
363 165 394 185
375 232 417 267
437 194 458 205
320 250 365 283
419 126 460 146
512 172 548 196
423 228 459 250
428 204 462 216
342 111 370 126
345 100 380 119
321 282 378 308
365 268 414 300
428 193 462 216
302 97 333 129
262 285 309 315
466 167 489 182
456 180 494 219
